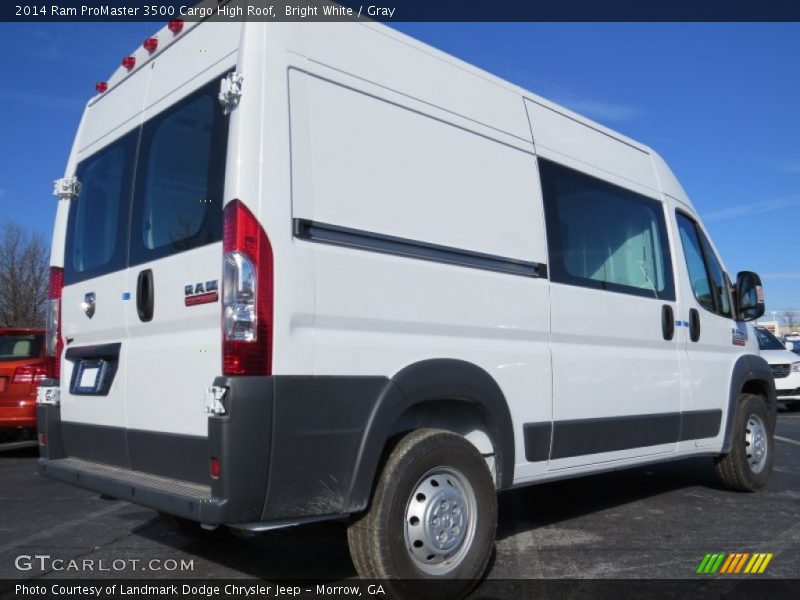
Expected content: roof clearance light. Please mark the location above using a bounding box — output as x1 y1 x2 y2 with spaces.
143 37 158 53
168 19 184 34
122 56 136 70
95 81 108 93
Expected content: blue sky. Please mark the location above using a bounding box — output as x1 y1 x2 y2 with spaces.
0 22 798 311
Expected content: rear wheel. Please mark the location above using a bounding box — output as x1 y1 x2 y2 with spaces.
347 429 497 599
715 393 774 492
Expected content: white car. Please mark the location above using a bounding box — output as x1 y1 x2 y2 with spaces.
756 327 800 410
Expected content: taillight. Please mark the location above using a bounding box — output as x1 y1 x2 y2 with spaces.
45 267 64 379
11 365 48 385
222 200 273 376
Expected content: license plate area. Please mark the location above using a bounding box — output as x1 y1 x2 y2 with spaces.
71 359 108 395
65 343 121 397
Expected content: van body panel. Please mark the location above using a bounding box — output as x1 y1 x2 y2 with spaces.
291 70 544 261
78 66 150 157
300 22 533 143
525 99 660 194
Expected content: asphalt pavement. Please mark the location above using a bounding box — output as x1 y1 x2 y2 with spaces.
1 412 798 585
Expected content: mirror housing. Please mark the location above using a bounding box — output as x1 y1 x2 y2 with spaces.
735 271 765 322
787 342 795 352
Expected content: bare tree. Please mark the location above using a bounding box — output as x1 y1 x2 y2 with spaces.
0 220 49 328
782 309 800 332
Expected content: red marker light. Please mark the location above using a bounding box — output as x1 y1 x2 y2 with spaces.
168 19 184 34
210 457 220 479
95 81 108 93
143 37 158 53
122 56 135 70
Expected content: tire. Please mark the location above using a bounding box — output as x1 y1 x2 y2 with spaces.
159 512 234 542
715 394 774 492
348 429 497 599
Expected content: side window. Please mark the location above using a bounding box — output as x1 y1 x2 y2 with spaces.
65 130 136 284
129 80 229 265
539 158 675 301
676 212 732 317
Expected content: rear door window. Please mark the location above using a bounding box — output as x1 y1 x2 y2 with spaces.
64 131 136 284
129 81 229 266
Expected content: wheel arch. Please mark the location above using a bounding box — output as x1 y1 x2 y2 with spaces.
722 354 777 453
345 359 515 512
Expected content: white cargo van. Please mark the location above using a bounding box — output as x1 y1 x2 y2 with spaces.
38 10 775 592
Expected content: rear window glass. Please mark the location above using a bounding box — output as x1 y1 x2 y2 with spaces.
63 76 229 284
129 83 228 265
65 131 135 284
0 335 43 361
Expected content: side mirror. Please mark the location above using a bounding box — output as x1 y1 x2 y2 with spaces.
787 342 795 352
735 271 765 322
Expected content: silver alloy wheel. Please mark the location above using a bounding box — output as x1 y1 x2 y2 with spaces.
745 414 768 473
403 466 478 576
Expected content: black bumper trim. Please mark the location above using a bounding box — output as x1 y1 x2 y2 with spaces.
39 457 219 522
39 363 516 524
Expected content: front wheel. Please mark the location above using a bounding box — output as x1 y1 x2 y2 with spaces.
348 429 497 598
715 393 774 492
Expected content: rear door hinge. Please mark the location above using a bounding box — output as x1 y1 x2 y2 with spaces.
53 176 81 201
218 72 244 115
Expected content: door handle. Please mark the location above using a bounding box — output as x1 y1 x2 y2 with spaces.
136 269 154 323
662 305 675 341
689 308 700 342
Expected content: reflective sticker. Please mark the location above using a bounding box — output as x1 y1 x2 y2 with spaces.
122 292 131 300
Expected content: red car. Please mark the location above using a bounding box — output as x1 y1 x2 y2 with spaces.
0 328 46 440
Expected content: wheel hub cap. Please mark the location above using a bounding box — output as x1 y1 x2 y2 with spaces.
404 467 478 575
745 414 768 473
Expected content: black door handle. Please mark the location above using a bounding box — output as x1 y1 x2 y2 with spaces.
136 269 154 323
689 308 700 342
662 305 675 341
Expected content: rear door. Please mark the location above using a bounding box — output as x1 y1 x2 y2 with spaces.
123 75 230 468
59 128 138 464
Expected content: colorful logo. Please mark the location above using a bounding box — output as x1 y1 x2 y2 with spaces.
696 552 773 574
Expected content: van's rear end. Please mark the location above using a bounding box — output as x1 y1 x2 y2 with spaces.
36 18 278 526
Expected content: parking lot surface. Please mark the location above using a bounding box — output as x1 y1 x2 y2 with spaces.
1 413 798 585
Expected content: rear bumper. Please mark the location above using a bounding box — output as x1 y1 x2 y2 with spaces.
37 375 390 525
776 387 800 401
0 402 37 430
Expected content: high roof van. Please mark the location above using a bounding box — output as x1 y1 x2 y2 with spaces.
37 7 775 593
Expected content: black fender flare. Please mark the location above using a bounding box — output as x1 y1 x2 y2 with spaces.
722 354 777 453
345 359 515 510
